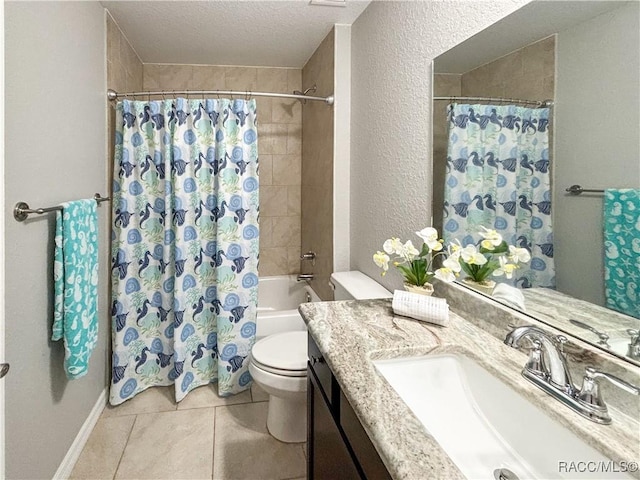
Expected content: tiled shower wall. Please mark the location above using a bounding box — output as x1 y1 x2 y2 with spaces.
302 29 335 301
142 64 303 276
107 14 143 176
142 63 302 276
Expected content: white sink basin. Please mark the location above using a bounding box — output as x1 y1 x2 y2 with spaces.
373 354 631 479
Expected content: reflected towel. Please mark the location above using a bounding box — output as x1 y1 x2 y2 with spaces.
392 290 449 326
603 189 640 318
52 199 99 379
492 283 526 311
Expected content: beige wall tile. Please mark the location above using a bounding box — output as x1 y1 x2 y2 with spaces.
259 154 273 185
106 16 121 66
261 185 288 216
287 124 302 154
272 216 301 248
259 216 274 248
256 97 272 123
273 154 301 186
257 68 289 93
191 65 226 90
287 69 302 92
260 123 288 154
259 247 289 276
272 99 302 124
287 185 301 216
287 248 302 274
70 415 135 480
115 408 214 479
224 66 257 91
302 28 335 301
143 64 192 90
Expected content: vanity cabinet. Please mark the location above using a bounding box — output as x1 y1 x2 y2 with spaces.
307 334 392 480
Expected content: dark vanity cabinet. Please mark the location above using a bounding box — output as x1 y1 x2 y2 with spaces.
307 334 392 480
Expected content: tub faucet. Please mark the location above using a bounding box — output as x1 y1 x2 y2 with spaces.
505 325 640 424
297 274 314 282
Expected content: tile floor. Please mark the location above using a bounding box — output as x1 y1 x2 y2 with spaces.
70 384 307 480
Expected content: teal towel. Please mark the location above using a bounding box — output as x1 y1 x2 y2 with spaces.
52 199 99 379
603 189 640 318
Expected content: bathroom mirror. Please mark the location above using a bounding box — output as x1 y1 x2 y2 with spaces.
431 0 640 365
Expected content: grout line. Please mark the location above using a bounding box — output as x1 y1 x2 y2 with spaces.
112 414 138 480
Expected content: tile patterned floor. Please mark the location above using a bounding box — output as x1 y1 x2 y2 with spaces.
70 384 306 480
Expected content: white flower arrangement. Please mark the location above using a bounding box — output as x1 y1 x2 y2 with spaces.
373 227 456 287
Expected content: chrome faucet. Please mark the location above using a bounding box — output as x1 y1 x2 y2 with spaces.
504 325 573 392
505 325 640 424
297 273 314 282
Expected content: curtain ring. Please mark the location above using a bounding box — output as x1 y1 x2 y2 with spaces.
147 91 151 102
162 91 166 101
186 90 190 101
245 91 250 101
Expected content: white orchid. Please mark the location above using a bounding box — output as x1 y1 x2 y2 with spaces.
383 237 403 255
508 245 531 264
416 227 443 252
373 251 390 274
374 227 453 286
493 256 519 279
399 240 420 261
478 226 503 251
442 254 462 273
460 244 488 265
434 267 457 282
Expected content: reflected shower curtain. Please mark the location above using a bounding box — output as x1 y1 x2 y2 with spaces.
110 98 259 405
443 104 554 288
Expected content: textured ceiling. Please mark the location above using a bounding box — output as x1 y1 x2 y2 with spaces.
101 0 370 67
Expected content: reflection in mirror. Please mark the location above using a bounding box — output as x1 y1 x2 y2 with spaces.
431 1 640 364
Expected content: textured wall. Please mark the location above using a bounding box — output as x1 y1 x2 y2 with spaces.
142 64 303 276
302 29 335 301
4 3 108 478
350 0 530 291
554 3 640 305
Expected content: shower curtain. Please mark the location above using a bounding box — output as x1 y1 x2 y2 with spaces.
443 103 554 288
110 98 259 405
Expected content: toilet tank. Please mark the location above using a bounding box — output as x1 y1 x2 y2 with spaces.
330 271 393 300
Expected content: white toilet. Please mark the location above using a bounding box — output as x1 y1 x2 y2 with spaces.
248 271 392 443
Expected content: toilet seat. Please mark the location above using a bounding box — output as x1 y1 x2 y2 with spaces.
251 331 307 377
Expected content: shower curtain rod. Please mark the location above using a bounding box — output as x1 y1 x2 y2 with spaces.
106 88 334 106
433 96 553 107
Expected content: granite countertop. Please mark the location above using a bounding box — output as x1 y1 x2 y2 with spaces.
299 299 640 480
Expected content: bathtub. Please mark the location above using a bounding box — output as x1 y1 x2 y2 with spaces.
256 275 321 339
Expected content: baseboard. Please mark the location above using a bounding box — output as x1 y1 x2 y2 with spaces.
53 387 108 480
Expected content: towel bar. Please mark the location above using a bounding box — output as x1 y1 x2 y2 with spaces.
14 193 110 222
565 185 605 195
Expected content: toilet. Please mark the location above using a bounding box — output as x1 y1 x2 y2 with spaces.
248 271 392 443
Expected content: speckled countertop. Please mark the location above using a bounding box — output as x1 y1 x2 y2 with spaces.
299 299 640 480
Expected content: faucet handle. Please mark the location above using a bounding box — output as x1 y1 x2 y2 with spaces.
554 335 568 354
524 339 547 377
577 367 640 414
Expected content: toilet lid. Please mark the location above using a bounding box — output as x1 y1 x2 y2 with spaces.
252 331 307 372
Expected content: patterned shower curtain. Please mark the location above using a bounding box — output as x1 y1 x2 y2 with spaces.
443 104 554 288
110 98 259 405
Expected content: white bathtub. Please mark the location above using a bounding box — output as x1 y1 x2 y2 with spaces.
256 275 321 339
